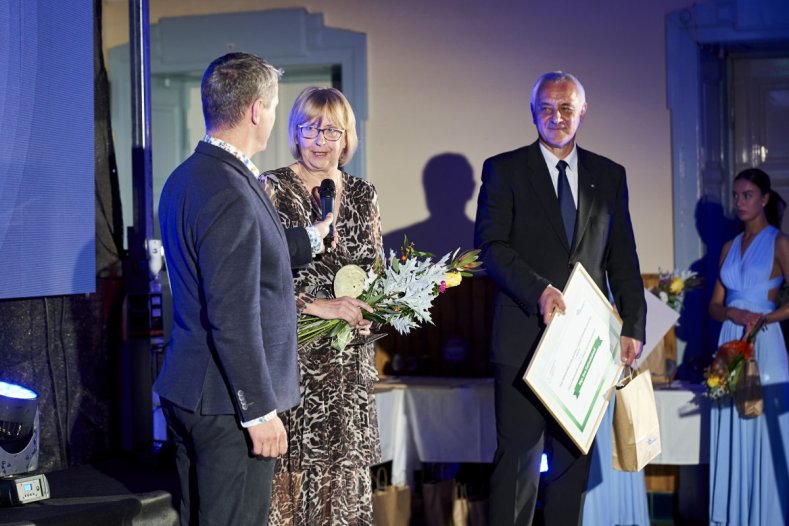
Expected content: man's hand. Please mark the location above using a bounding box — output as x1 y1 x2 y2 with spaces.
247 415 287 458
305 297 373 329
538 285 566 325
312 213 336 252
620 336 643 365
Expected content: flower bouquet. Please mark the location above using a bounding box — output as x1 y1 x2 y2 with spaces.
297 238 482 351
651 269 702 311
704 318 766 400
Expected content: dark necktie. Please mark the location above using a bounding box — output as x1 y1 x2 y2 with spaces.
557 160 576 245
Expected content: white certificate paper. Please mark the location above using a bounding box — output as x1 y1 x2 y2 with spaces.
632 289 680 370
523 263 624 454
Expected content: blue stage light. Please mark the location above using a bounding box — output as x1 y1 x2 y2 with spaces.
0 380 40 477
540 453 549 473
0 381 38 400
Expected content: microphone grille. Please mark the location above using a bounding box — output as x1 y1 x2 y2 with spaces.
320 178 336 196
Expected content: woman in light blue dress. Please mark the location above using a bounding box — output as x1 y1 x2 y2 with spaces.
708 168 789 525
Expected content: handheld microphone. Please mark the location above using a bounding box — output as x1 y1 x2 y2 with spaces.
319 179 336 249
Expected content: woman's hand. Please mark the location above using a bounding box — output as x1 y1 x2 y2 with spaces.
356 319 372 336
743 314 768 339
304 297 373 329
726 307 762 327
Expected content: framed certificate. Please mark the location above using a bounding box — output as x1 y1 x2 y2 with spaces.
523 262 624 454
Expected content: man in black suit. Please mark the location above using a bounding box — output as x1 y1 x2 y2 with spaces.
156 53 366 526
475 71 647 525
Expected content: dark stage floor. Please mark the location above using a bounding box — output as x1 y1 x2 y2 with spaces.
0 457 701 525
0 454 179 526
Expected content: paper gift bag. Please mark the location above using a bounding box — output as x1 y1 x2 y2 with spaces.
734 358 764 418
372 467 411 526
612 367 662 472
452 482 469 526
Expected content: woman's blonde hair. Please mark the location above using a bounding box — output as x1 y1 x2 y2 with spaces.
288 87 358 166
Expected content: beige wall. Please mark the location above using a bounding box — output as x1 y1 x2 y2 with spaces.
103 0 695 272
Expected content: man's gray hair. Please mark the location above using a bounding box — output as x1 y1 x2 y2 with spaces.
201 52 282 131
530 71 586 109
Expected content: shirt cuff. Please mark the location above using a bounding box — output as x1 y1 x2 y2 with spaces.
240 409 277 428
305 225 323 256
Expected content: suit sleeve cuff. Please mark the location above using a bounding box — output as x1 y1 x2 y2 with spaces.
305 226 323 256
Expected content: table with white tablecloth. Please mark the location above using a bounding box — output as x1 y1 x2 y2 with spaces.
374 376 710 485
651 381 710 464
375 377 495 485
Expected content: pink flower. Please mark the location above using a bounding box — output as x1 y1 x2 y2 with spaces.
439 281 447 294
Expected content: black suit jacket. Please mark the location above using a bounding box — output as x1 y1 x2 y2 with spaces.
475 140 646 367
156 142 303 421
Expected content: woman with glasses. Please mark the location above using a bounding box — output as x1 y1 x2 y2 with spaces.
263 87 383 525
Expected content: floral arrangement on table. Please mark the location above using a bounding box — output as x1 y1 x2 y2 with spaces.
297 237 482 351
651 269 703 311
704 318 766 400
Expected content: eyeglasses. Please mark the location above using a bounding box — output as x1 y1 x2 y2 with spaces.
298 124 345 142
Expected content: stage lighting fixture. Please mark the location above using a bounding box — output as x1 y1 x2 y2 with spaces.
0 380 49 505
540 453 549 473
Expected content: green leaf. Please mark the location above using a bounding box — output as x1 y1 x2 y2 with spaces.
331 324 354 351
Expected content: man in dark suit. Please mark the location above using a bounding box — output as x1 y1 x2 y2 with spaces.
475 71 647 525
156 53 365 526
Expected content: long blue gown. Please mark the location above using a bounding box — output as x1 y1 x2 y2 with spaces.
710 225 789 525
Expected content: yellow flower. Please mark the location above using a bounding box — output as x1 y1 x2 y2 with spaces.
444 271 462 288
706 376 720 388
669 276 684 294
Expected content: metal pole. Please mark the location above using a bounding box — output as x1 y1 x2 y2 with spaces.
121 0 161 452
129 0 153 252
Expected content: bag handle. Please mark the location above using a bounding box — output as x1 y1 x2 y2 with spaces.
616 365 636 390
374 466 390 491
454 481 468 500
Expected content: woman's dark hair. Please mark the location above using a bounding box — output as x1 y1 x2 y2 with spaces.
734 168 782 228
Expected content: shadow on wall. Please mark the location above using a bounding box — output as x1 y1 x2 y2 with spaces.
383 153 476 258
675 197 739 381
378 153 495 378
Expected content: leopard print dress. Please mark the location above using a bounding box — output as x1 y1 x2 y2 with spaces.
264 166 383 526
